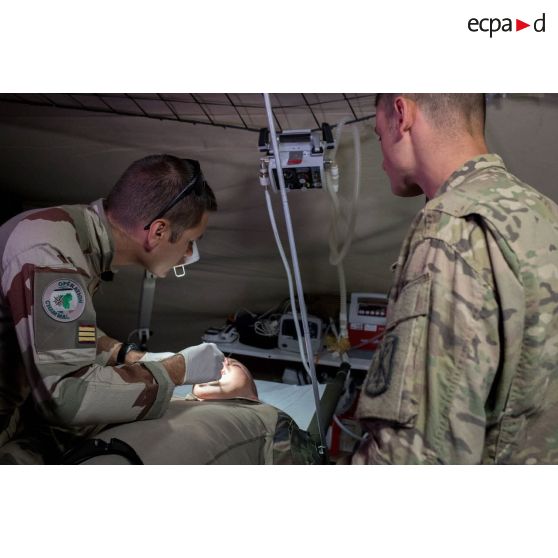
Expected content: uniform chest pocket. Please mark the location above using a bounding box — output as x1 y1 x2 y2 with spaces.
357 273 431 426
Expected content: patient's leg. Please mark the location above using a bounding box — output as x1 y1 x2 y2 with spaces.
81 399 284 464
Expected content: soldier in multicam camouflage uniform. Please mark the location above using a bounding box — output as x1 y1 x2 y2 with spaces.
0 154 318 464
353 94 558 464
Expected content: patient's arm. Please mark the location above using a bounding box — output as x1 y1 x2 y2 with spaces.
192 358 259 401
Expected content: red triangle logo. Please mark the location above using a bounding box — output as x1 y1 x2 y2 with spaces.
516 19 530 31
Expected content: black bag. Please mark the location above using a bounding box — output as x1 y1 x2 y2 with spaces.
234 310 278 349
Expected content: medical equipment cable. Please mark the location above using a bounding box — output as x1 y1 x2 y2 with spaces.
323 121 365 444
324 118 362 342
259 119 311 373
263 187 311 376
333 414 364 441
263 93 327 456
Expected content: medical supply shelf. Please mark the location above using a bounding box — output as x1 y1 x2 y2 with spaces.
215 340 372 371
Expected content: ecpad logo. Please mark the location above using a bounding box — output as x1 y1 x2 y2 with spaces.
468 13 546 37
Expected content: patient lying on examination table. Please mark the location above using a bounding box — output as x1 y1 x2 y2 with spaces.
81 357 319 464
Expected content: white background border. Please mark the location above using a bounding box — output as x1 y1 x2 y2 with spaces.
1 1 556 556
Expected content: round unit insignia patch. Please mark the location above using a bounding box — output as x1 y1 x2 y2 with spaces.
42 278 86 322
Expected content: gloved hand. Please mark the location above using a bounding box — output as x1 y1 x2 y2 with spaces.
179 343 224 385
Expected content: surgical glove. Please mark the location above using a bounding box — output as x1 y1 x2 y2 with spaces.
179 343 224 385
139 351 175 362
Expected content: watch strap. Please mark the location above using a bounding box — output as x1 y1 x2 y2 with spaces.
116 342 140 365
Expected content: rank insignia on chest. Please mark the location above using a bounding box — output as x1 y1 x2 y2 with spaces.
78 324 96 344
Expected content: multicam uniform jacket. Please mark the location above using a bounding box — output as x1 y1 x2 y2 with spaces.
0 199 174 462
354 154 558 464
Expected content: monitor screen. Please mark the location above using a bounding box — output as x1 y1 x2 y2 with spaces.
279 133 311 144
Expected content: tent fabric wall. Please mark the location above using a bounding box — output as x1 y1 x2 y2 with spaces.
1 95 557 351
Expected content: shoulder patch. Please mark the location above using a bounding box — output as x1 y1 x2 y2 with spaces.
42 278 86 322
365 335 397 397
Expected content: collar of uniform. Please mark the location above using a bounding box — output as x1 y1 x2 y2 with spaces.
89 198 115 276
434 154 506 199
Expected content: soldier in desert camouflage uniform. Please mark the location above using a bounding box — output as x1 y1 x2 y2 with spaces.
0 154 318 464
353 94 558 464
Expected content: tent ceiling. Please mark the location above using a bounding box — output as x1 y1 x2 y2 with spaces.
0 93 377 133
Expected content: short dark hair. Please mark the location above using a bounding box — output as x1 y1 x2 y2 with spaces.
375 93 486 135
107 154 217 242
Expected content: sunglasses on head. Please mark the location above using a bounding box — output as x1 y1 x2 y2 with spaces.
143 159 206 230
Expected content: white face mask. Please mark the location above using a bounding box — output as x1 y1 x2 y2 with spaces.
173 241 200 278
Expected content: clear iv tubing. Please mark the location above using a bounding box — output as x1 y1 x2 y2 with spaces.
324 119 361 339
263 93 327 453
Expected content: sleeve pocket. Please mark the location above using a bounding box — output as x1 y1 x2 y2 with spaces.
356 273 431 426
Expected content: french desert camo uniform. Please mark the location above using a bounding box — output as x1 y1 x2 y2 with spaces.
0 199 175 463
353 154 558 465
0 199 316 464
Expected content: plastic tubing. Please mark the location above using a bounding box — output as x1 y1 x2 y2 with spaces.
263 93 327 452
263 187 311 375
324 119 362 339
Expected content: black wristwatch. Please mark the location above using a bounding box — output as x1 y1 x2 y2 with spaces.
116 342 140 365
